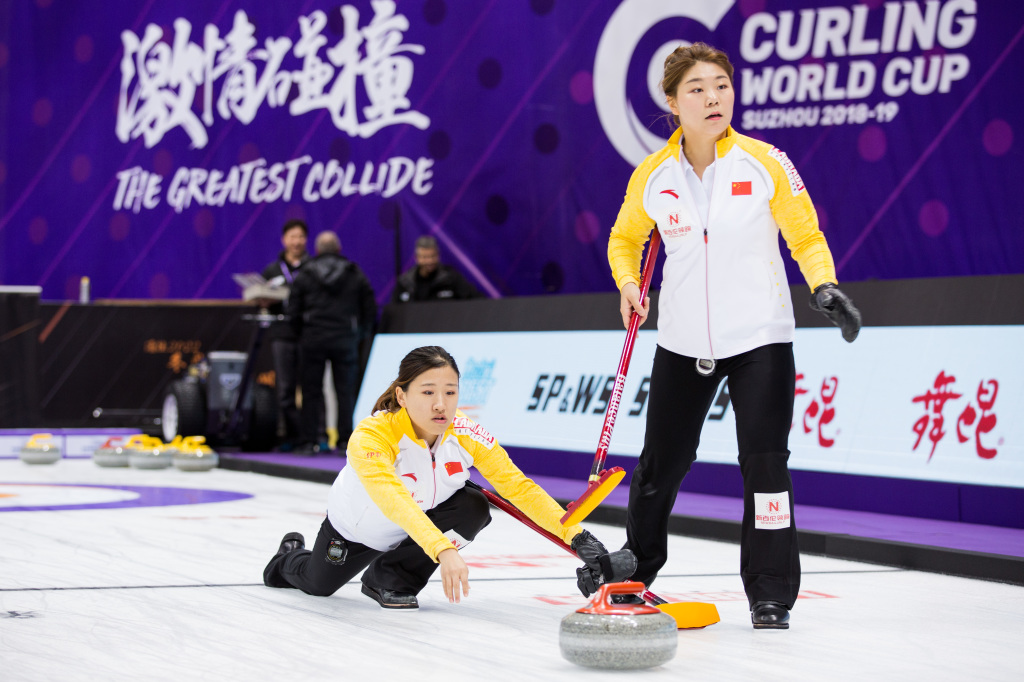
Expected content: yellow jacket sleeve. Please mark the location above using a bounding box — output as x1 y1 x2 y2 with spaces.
760 147 837 291
608 153 669 290
470 441 583 545
346 428 455 562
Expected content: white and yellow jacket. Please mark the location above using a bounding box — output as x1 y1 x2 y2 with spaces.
609 126 837 360
329 408 583 561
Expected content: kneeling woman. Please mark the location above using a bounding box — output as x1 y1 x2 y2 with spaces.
264 345 630 608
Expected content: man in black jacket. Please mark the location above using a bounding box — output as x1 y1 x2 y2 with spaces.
261 219 310 451
391 236 480 303
288 231 376 454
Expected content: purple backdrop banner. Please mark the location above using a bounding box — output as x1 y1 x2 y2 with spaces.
0 0 1021 302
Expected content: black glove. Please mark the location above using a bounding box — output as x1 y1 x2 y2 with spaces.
809 283 861 343
571 530 608 572
572 531 638 597
575 549 638 597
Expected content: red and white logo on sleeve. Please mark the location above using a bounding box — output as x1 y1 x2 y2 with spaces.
767 147 805 196
452 417 496 448
444 529 471 550
754 491 791 529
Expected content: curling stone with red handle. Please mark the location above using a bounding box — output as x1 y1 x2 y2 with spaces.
93 436 132 467
559 581 677 670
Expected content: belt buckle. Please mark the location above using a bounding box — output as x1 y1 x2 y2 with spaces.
695 358 716 376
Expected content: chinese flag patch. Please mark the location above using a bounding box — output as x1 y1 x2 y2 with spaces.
444 461 464 476
732 181 752 195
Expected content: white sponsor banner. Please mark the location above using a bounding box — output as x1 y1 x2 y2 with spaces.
355 326 1023 489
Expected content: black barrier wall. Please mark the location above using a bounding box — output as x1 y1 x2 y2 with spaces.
380 274 1024 333
0 287 43 427
29 301 275 429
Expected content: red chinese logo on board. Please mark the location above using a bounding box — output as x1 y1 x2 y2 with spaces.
793 373 838 448
911 372 999 461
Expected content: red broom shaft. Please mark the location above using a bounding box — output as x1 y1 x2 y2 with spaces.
473 483 575 557
469 482 667 605
590 230 661 477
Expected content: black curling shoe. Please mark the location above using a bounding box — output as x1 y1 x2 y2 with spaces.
275 532 305 558
751 601 790 629
361 583 419 609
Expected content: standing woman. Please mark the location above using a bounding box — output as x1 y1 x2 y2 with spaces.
609 43 860 629
264 346 634 608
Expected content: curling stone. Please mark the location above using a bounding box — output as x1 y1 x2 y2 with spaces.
559 582 677 670
93 436 133 467
172 436 219 472
128 435 172 469
161 434 183 458
19 433 62 465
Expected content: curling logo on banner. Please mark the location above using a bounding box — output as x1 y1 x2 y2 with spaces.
594 0 735 166
594 0 979 164
754 491 791 530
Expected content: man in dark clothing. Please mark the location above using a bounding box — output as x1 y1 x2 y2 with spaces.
288 231 376 454
391 236 480 303
261 219 310 451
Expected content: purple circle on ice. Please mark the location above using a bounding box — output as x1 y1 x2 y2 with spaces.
0 483 252 512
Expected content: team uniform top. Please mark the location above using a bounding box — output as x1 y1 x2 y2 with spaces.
330 408 583 561
608 126 838 360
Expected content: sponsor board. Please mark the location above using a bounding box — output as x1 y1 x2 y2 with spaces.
355 326 1024 489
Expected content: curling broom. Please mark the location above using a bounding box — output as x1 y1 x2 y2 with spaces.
559 230 662 526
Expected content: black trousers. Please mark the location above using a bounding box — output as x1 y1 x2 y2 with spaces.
625 343 801 609
270 339 302 444
299 339 358 447
263 487 492 596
